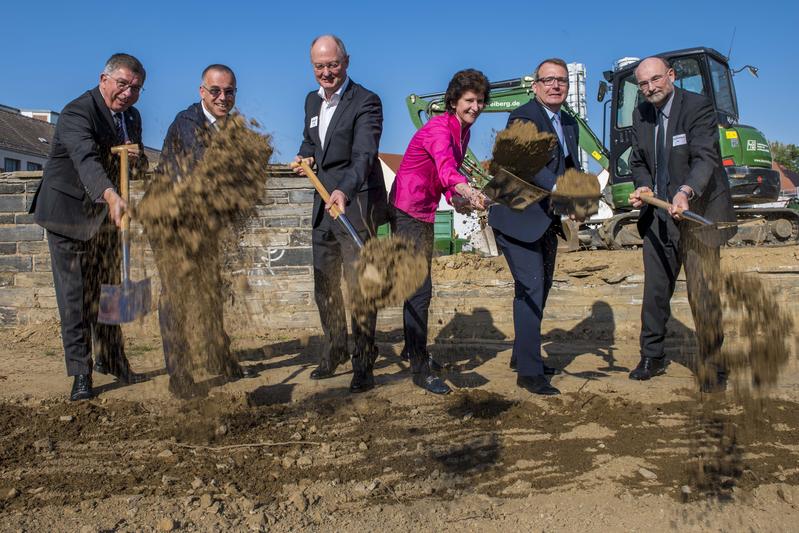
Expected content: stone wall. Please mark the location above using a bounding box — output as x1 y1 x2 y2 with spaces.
2 170 798 346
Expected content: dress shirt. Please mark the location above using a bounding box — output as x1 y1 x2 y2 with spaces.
317 77 350 146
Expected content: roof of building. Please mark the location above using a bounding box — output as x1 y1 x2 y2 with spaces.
378 153 403 173
774 162 799 194
0 106 56 158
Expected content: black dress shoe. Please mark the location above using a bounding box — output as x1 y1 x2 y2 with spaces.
517 375 560 396
70 374 94 401
310 357 346 380
349 370 375 393
412 373 451 395
628 357 668 381
223 362 257 381
543 365 561 376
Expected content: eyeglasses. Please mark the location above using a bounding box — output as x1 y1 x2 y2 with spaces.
637 73 669 90
105 74 144 94
536 76 569 87
202 86 237 98
312 61 342 71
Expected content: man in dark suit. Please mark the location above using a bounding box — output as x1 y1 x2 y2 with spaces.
294 34 387 393
488 58 579 396
628 56 735 392
149 64 255 399
30 53 149 401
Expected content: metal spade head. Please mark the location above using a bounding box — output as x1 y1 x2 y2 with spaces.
481 167 550 211
98 278 152 324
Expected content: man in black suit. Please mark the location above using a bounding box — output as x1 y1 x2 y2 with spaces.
294 34 387 393
488 58 579 396
149 64 255 399
628 56 735 392
30 53 149 401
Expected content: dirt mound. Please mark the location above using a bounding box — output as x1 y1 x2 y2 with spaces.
488 120 556 180
355 236 428 310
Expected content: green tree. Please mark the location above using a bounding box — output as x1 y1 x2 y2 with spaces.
771 141 799 173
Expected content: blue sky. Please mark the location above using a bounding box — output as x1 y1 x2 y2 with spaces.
3 0 797 163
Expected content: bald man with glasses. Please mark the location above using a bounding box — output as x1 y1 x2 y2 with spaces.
628 56 735 392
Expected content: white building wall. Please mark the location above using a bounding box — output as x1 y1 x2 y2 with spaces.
567 62 589 172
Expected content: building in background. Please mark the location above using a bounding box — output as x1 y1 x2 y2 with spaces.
0 105 56 172
0 104 160 173
567 62 589 172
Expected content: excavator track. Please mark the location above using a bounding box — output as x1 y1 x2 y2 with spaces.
594 207 799 249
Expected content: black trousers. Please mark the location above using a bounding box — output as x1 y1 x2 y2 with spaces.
494 226 558 377
640 211 724 368
312 212 377 369
47 227 126 376
390 208 434 374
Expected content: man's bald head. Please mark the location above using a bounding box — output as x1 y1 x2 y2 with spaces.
310 34 350 97
635 56 676 107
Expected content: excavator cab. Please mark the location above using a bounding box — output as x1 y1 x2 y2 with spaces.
604 47 781 208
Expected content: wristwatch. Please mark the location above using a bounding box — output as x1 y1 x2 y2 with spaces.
677 185 695 201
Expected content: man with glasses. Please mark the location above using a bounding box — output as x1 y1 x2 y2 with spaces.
293 34 387 393
148 64 255 399
628 57 735 392
30 53 149 401
488 58 580 396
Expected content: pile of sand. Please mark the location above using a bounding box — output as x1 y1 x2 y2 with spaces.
488 121 556 180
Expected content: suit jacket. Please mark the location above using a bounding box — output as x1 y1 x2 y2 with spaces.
630 87 735 245
488 98 579 243
298 79 388 231
157 102 213 181
30 86 147 241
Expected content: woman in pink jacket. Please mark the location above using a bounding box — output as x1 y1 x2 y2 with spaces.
389 69 489 394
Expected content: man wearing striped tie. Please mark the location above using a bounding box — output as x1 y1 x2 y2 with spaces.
30 53 149 401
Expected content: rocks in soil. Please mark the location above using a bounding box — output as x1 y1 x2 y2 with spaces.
157 517 177 531
33 437 54 452
638 467 658 480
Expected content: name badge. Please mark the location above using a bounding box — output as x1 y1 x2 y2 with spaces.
310 116 319 128
672 133 687 147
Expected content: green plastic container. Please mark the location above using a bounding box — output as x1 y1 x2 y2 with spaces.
434 210 454 239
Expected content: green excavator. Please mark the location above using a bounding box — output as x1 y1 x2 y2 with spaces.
405 46 799 249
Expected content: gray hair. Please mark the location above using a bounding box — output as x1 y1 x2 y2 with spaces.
202 64 237 84
310 34 348 60
103 53 146 81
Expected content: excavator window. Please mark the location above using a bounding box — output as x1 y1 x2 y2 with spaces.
708 56 737 119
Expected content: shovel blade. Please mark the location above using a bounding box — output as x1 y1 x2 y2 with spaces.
98 278 152 324
482 168 550 211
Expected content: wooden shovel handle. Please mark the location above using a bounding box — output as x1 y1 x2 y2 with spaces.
290 160 343 218
638 191 673 211
111 144 140 232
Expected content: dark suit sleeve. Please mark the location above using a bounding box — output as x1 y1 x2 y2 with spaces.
630 108 654 190
337 92 383 200
298 93 316 159
58 106 115 201
684 97 721 197
506 110 558 191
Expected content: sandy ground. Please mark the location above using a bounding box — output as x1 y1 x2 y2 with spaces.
2 246 799 532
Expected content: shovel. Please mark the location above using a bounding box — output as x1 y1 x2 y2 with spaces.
291 160 365 248
482 167 601 217
98 144 152 324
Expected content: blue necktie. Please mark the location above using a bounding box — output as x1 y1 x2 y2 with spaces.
114 113 127 143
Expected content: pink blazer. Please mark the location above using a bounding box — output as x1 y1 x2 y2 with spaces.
389 113 470 222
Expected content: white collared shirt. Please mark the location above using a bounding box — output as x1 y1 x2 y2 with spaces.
201 101 220 130
317 77 349 146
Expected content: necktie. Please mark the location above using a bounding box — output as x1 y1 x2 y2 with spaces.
113 113 126 143
551 113 569 158
655 111 668 199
